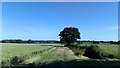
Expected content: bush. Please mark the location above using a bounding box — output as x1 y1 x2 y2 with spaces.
67 44 116 59
102 52 115 59
83 44 116 59
10 56 24 65
67 44 86 56
83 45 104 59
73 49 85 56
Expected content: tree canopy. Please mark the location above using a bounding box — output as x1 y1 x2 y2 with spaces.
59 27 80 45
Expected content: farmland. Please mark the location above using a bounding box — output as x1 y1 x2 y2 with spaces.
1 43 56 65
1 43 120 68
80 43 119 59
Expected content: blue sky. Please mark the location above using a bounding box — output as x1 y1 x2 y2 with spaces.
2 2 118 41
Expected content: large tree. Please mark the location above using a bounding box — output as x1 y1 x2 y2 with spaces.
59 27 80 45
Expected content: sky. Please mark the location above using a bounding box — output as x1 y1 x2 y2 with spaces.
1 0 120 2
2 2 118 41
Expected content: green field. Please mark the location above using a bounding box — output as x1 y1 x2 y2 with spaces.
1 43 120 67
80 43 119 58
99 44 119 58
1 43 56 65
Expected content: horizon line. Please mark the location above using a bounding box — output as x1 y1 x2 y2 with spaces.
0 39 118 41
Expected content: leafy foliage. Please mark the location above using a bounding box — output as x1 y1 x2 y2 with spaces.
83 44 116 59
83 45 103 59
59 27 80 45
10 56 24 65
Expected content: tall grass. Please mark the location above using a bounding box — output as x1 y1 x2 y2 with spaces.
1 43 54 65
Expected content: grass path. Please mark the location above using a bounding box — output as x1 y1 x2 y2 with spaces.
22 47 89 64
65 47 89 60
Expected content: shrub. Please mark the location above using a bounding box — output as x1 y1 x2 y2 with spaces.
67 44 86 56
73 49 80 56
73 49 85 56
83 44 117 59
10 56 24 65
83 45 104 59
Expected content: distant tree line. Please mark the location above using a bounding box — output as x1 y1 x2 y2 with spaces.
77 40 120 44
0 39 120 44
0 39 60 44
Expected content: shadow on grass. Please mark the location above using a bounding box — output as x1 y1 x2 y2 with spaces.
2 59 120 68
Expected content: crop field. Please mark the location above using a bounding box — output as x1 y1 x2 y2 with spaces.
1 43 120 67
1 43 56 65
